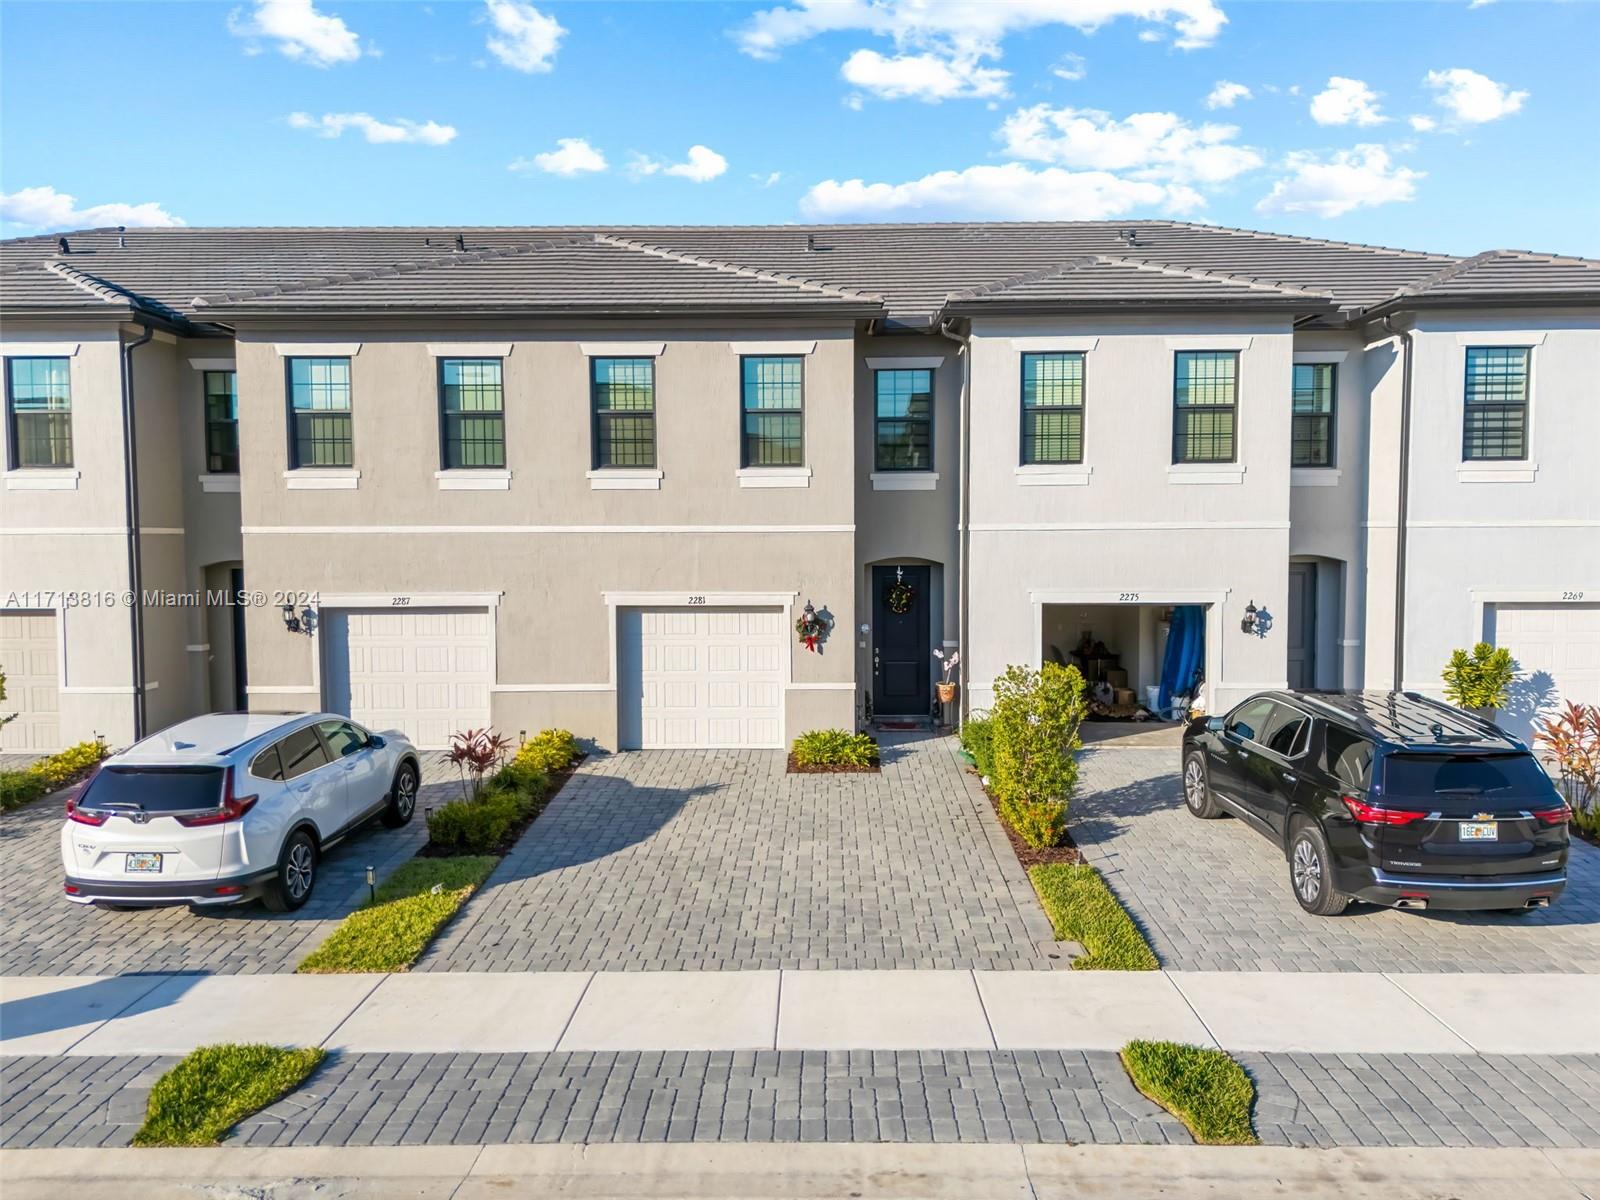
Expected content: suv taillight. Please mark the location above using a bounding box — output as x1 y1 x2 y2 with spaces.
1341 795 1426 826
1532 804 1571 826
65 764 107 825
174 766 258 828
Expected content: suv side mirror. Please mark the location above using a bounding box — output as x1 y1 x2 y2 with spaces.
1206 716 1224 733
367 734 385 749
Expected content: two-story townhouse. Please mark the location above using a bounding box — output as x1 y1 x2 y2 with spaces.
3 222 1596 755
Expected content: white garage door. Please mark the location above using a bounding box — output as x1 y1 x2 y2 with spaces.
619 608 784 749
0 612 60 752
322 608 492 749
1489 602 1600 741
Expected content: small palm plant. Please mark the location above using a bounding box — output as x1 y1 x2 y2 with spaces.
1441 642 1516 715
446 728 512 801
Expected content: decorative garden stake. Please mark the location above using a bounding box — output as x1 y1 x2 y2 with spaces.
795 600 830 652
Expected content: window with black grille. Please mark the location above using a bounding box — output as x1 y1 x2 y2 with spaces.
287 357 352 468
439 359 505 469
592 358 655 469
1172 351 1238 464
1291 362 1335 467
1020 352 1085 465
741 356 803 467
1462 346 1529 461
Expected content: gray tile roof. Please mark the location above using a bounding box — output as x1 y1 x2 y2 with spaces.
945 254 1333 310
2 221 1594 329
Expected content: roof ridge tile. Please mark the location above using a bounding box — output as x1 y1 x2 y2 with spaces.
590 233 883 301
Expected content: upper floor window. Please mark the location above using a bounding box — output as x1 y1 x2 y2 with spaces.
5 357 72 469
591 357 655 469
1462 346 1529 461
874 368 933 471
1291 362 1335 468
439 358 505 469
1020 352 1085 465
741 356 804 467
287 356 352 468
1172 350 1238 464
204 370 239 474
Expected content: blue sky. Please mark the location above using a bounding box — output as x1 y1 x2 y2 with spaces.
2 0 1596 255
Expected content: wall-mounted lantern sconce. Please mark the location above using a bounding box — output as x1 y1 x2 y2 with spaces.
1240 600 1273 638
281 604 301 634
282 605 317 636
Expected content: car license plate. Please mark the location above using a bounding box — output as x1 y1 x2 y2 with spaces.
1460 822 1498 842
125 852 163 873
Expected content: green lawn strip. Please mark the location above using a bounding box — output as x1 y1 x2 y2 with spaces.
1028 863 1159 970
133 1043 325 1147
1120 1040 1259 1146
296 855 498 973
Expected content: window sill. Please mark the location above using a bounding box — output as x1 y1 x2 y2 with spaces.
1458 463 1537 483
588 468 662 491
198 473 241 493
4 469 79 491
436 469 511 491
284 469 360 490
1291 467 1341 487
1015 464 1092 487
737 467 811 489
870 471 939 491
1168 463 1245 485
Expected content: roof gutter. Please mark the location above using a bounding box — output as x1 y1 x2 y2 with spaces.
120 322 155 740
936 315 971 729
1382 314 1414 692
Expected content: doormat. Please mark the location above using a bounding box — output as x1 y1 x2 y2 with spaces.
876 720 927 730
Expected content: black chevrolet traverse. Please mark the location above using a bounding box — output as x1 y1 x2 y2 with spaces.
1182 690 1570 916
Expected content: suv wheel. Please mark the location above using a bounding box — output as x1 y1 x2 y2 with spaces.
262 830 318 913
381 760 419 829
1289 823 1349 916
1182 751 1223 819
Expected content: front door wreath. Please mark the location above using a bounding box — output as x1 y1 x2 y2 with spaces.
885 578 915 616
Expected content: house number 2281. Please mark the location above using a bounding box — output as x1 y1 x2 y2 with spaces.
686 596 707 606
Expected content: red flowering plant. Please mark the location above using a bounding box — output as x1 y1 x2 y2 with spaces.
446 728 513 801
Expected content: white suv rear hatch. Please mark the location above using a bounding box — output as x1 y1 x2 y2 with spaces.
65 765 231 885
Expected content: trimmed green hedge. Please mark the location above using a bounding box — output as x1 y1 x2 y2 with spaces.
959 714 996 777
1030 863 1159 971
134 1043 325 1146
989 664 1086 848
792 729 880 768
1121 1040 1259 1145
511 728 582 776
426 759 551 854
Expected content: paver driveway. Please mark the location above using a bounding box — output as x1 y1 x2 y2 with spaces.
1072 748 1600 972
0 758 459 976
419 736 1058 972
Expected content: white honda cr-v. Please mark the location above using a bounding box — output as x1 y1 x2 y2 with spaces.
60 712 421 912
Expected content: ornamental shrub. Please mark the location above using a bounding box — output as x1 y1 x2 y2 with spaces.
426 791 522 854
0 771 48 812
33 740 109 788
512 728 581 776
988 663 1086 849
1441 642 1516 712
792 729 880 768
959 713 996 778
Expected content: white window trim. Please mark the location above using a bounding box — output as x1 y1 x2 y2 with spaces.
4 469 79 491
580 342 665 358
871 471 939 491
1291 467 1342 487
187 358 236 371
275 343 361 357
737 466 811 489
1469 587 1598 647
1170 346 1245 477
866 356 944 370
587 468 663 491
1010 336 1099 353
1459 341 1538 474
1455 332 1548 347
283 469 360 490
1292 350 1348 364
1015 464 1093 486
436 469 512 491
1168 463 1245 485
729 341 817 356
1457 463 1538 484
198 473 241 493
0 342 79 357
427 343 513 358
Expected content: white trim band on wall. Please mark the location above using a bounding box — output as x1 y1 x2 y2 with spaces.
0 342 79 356
1010 337 1099 352
1164 336 1254 351
314 592 503 608
427 343 513 357
1455 332 1548 346
243 524 856 535
275 343 361 357
728 341 817 355
492 683 613 693
785 682 855 691
1292 350 1348 364
580 342 665 357
246 686 319 695
865 356 944 370
601 591 797 608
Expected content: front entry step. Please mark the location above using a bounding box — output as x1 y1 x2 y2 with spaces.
874 717 934 732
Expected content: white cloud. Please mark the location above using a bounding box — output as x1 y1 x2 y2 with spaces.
227 0 363 67
1309 76 1386 126
999 104 1262 184
841 48 1007 101
1425 67 1527 123
0 185 186 233
752 171 784 187
1205 80 1251 109
1051 52 1087 81
509 137 608 176
1256 144 1421 218
665 145 729 182
483 0 565 73
288 111 457 145
801 161 1203 221
1408 114 1437 132
625 153 663 179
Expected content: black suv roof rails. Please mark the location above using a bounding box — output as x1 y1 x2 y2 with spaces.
1282 689 1523 750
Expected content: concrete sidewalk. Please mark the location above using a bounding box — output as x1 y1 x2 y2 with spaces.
4 970 1598 1057
2 1143 1597 1199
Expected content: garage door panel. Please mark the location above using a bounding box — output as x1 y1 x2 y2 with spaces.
324 607 493 748
621 606 785 749
0 611 61 752
1492 602 1600 743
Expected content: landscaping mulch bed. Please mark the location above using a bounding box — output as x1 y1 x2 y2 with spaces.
415 757 585 859
786 753 881 775
978 783 1082 867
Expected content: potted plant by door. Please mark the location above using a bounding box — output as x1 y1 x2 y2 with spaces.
934 649 961 705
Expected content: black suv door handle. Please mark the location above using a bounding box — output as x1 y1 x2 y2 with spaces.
1282 772 1297 784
